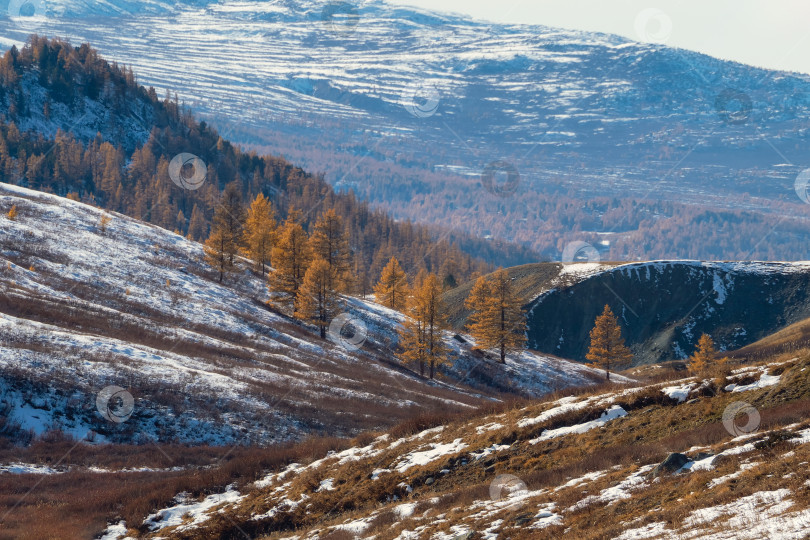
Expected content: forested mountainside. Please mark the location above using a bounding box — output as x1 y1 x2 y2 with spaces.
0 36 537 287
9 0 810 261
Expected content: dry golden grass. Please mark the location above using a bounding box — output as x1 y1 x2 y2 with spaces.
0 436 351 540
160 353 810 540
3 352 805 539
731 316 810 361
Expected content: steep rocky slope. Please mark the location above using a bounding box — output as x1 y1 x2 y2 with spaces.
526 261 810 365
447 261 810 366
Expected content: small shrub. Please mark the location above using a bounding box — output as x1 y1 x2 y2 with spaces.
352 431 378 448
98 213 112 233
754 430 798 450
320 530 356 540
389 411 455 439
366 509 398 532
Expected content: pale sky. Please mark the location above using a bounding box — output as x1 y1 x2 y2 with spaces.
387 0 810 75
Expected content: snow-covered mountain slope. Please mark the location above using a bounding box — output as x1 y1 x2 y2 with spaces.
3 0 810 259
98 355 810 539
0 0 212 17
0 182 613 445
525 260 810 365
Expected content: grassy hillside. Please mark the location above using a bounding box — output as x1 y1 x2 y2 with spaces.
0 182 619 445
446 261 810 366
731 316 810 362
443 262 627 330
79 350 810 539
442 263 561 330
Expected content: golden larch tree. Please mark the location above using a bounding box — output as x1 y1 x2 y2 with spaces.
243 193 277 274
295 257 340 338
464 269 527 364
203 226 230 282
690 333 717 374
268 208 310 314
374 256 409 311
488 269 528 364
7 205 17 220
187 203 207 241
352 252 372 298
308 208 351 292
98 212 112 233
398 310 425 376
413 267 430 290
203 183 245 282
465 275 491 323
398 273 449 379
586 305 633 381
213 181 245 267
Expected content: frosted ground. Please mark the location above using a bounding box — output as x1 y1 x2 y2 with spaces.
0 182 616 445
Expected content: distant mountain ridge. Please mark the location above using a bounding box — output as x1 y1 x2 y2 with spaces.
3 0 810 260
0 36 536 281
0 0 213 16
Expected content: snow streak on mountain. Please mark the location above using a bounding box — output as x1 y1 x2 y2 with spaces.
3 0 810 260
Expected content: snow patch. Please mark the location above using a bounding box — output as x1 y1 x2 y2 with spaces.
143 486 243 533
662 383 695 403
394 438 467 472
529 405 627 444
